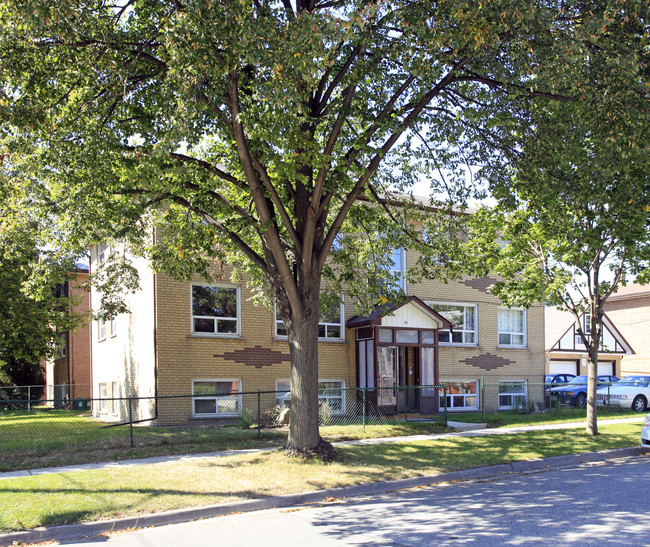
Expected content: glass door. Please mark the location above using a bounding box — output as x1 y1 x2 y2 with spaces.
377 346 397 406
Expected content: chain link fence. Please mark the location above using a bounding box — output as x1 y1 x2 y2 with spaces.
0 380 623 472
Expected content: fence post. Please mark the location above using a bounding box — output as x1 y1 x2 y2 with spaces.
443 383 448 426
362 388 366 429
481 377 486 423
28 386 31 412
257 390 261 439
129 397 134 448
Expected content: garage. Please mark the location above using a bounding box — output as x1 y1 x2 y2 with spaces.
549 360 578 375
597 361 615 376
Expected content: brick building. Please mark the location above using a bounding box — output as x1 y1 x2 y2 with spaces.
604 283 650 376
45 268 92 404
89 241 547 424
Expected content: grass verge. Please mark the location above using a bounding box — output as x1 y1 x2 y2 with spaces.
0 411 450 472
0 422 643 534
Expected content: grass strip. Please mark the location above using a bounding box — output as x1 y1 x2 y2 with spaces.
0 422 642 533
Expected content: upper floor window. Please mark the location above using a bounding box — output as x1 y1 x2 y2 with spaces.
388 247 406 291
98 317 106 341
498 308 526 347
97 242 109 265
192 285 240 336
428 303 477 345
275 298 344 340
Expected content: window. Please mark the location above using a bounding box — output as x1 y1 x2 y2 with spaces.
110 317 117 337
98 383 107 413
498 308 526 347
440 381 479 410
499 381 528 410
192 285 240 336
192 380 242 417
428 303 477 345
57 334 67 358
275 299 344 340
98 317 106 340
389 248 406 291
97 242 109 264
276 379 346 414
318 380 346 413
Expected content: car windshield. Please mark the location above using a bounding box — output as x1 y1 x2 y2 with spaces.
615 376 650 387
566 376 588 384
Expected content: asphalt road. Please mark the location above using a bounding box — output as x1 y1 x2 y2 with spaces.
62 454 650 546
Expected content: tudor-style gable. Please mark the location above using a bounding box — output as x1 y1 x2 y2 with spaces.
549 311 633 355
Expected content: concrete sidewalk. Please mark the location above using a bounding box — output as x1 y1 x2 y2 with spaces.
1 416 642 481
0 417 645 546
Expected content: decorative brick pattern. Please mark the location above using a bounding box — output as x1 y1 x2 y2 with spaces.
460 276 498 293
214 345 291 369
460 352 515 371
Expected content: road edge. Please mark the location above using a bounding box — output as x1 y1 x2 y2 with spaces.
0 446 643 546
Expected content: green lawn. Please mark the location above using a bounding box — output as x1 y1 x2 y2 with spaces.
0 407 643 472
0 422 643 533
0 409 451 472
448 407 642 426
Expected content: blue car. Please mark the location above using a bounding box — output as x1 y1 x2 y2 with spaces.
551 375 619 408
544 373 576 393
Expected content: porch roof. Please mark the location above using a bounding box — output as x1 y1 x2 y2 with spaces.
346 296 452 330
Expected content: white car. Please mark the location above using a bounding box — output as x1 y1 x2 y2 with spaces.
597 376 650 412
642 413 650 451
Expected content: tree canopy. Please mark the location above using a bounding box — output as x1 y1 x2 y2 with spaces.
0 173 81 393
1 0 646 451
463 2 649 434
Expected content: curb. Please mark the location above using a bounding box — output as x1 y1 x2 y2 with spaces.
0 446 642 546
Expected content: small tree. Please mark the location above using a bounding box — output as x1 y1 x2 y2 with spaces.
465 7 649 434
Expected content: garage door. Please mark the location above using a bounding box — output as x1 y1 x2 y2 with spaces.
597 361 614 375
549 361 578 375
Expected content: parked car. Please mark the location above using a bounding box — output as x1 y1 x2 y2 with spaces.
597 375 650 412
642 413 650 451
551 375 619 408
545 374 576 393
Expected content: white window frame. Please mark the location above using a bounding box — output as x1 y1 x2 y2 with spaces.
191 284 241 337
276 379 346 414
97 242 109 265
427 302 478 346
275 299 345 341
498 307 527 348
98 317 106 341
110 316 117 337
498 380 528 410
98 383 107 413
439 380 479 411
192 379 242 417
389 247 406 292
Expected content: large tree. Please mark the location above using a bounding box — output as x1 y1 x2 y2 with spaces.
0 173 81 396
464 2 649 435
0 0 637 453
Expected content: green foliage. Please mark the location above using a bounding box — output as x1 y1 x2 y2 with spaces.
2 0 646 446
0 172 85 388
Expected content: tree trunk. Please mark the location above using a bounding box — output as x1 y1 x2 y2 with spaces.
283 291 335 459
286 311 321 451
585 308 602 436
586 352 598 436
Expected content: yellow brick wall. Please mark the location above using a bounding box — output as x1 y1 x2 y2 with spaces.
604 295 650 375
154 252 546 419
